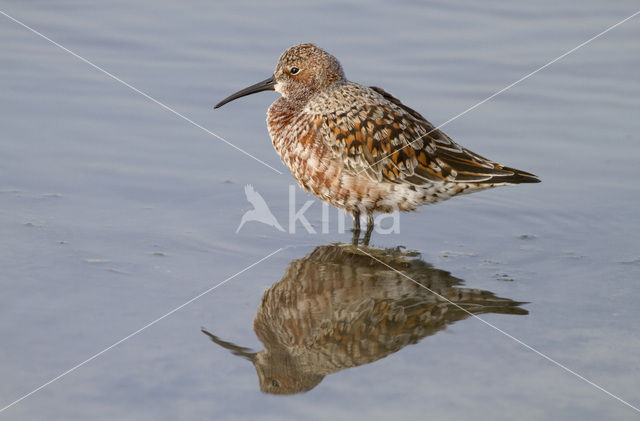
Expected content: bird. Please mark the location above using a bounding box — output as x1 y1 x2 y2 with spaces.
236 184 285 233
202 243 528 395
215 43 540 244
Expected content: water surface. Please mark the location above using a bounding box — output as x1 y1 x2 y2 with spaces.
1 0 639 419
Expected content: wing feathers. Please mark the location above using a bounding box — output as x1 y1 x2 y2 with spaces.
316 84 539 185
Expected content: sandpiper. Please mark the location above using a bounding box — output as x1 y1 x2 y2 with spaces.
215 43 540 244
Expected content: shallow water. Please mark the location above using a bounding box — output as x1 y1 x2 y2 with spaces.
1 0 639 419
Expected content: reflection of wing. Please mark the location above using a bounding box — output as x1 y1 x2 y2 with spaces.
317 84 540 185
203 243 528 395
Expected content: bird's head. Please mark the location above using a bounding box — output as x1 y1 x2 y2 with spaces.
214 43 345 109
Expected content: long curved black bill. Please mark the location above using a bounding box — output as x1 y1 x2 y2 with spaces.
214 75 276 109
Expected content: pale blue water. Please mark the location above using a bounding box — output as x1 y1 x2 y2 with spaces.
1 0 639 419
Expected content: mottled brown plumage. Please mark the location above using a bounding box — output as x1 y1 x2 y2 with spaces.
202 244 528 395
216 43 540 242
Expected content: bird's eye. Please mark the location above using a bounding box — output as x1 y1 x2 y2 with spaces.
271 379 280 387
290 67 300 75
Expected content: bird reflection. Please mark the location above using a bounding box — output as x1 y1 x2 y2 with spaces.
202 244 528 395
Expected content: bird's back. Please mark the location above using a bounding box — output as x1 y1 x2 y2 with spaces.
268 81 538 215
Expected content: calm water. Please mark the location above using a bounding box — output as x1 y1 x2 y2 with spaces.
1 0 639 419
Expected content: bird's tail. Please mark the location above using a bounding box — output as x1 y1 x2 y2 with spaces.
493 166 540 184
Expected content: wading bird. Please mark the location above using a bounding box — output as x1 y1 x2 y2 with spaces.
215 44 539 244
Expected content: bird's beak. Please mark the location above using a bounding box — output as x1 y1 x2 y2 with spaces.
214 75 276 109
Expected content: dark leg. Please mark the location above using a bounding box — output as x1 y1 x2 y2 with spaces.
362 213 374 246
351 211 361 245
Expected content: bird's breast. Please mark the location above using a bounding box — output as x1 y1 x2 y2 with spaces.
267 100 332 196
266 98 434 214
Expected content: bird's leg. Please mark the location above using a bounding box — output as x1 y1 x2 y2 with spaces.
351 210 361 245
362 214 374 246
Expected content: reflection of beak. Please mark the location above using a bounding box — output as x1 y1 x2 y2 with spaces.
201 327 257 362
214 75 276 109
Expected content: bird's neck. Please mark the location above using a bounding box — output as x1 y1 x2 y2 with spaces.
279 80 347 112
268 97 300 130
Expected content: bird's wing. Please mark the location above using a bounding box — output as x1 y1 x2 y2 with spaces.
316 85 539 185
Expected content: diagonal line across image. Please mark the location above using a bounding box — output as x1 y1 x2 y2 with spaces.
356 9 640 176
0 9 283 175
357 247 640 414
2 3 639 418
0 248 284 414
